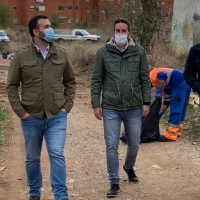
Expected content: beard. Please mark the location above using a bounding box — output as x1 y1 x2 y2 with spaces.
38 36 48 43
38 30 48 43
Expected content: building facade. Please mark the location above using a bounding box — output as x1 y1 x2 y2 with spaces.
171 0 200 53
4 0 99 27
4 0 173 27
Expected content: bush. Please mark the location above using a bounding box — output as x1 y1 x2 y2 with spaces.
0 0 11 28
62 41 101 73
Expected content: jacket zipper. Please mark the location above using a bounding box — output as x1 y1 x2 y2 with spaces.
117 83 122 102
130 84 135 100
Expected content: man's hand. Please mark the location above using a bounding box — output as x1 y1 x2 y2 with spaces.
61 108 68 113
142 105 149 117
93 107 102 120
20 113 30 119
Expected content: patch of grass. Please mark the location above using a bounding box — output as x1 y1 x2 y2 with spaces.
0 104 7 146
159 104 200 143
184 104 200 142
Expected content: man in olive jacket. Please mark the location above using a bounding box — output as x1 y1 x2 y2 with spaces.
6 15 75 200
91 18 151 198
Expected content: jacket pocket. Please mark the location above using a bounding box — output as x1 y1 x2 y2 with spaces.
129 83 142 106
52 58 65 78
21 93 39 112
21 59 38 81
105 58 119 72
127 57 139 72
54 92 66 109
102 83 121 106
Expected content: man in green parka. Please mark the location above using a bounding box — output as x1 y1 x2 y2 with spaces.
91 18 151 198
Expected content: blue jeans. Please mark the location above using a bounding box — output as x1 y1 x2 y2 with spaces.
102 108 142 185
21 111 68 200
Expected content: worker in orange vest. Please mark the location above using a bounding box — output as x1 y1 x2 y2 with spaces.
120 67 191 142
150 67 191 141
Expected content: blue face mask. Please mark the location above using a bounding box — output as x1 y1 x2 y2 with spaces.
42 28 55 42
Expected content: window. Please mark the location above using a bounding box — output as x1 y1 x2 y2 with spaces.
76 18 79 23
59 17 66 24
108 0 114 1
68 18 72 23
68 6 72 11
86 0 89 1
38 6 45 11
36 0 44 3
58 6 65 11
75 31 83 36
101 10 105 13
76 6 78 11
13 6 17 10
30 6 35 10
86 9 89 13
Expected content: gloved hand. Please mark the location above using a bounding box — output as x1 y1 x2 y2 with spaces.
154 86 162 99
158 109 164 119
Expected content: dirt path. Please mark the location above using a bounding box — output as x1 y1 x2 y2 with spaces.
0 59 200 200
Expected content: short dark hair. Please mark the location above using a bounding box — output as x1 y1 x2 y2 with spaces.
28 15 48 37
113 18 131 32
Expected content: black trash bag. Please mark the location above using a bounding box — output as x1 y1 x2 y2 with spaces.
140 98 162 143
120 98 162 143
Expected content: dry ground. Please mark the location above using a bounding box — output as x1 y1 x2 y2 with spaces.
0 57 200 200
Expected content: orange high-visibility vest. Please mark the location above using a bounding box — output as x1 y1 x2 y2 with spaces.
150 67 173 87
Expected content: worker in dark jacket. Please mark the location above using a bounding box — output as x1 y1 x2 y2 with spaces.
184 43 200 95
6 15 75 200
91 18 151 198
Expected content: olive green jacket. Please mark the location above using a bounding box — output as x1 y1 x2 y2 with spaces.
6 43 76 119
91 38 151 110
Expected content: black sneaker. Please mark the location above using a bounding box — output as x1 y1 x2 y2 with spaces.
123 165 138 183
29 197 40 200
107 184 120 198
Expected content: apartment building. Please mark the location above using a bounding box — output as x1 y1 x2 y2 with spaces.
4 0 99 27
4 0 174 27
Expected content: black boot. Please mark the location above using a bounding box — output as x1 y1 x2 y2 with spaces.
120 134 127 144
107 184 120 198
123 165 138 182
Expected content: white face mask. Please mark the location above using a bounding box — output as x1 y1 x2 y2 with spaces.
114 34 128 46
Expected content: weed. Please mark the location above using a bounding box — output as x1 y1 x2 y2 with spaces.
0 104 6 146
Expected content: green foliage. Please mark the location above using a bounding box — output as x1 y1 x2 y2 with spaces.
0 104 6 146
102 0 172 53
0 0 11 28
51 12 61 29
183 104 200 142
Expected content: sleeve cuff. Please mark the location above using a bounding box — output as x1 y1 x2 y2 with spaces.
143 102 151 105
